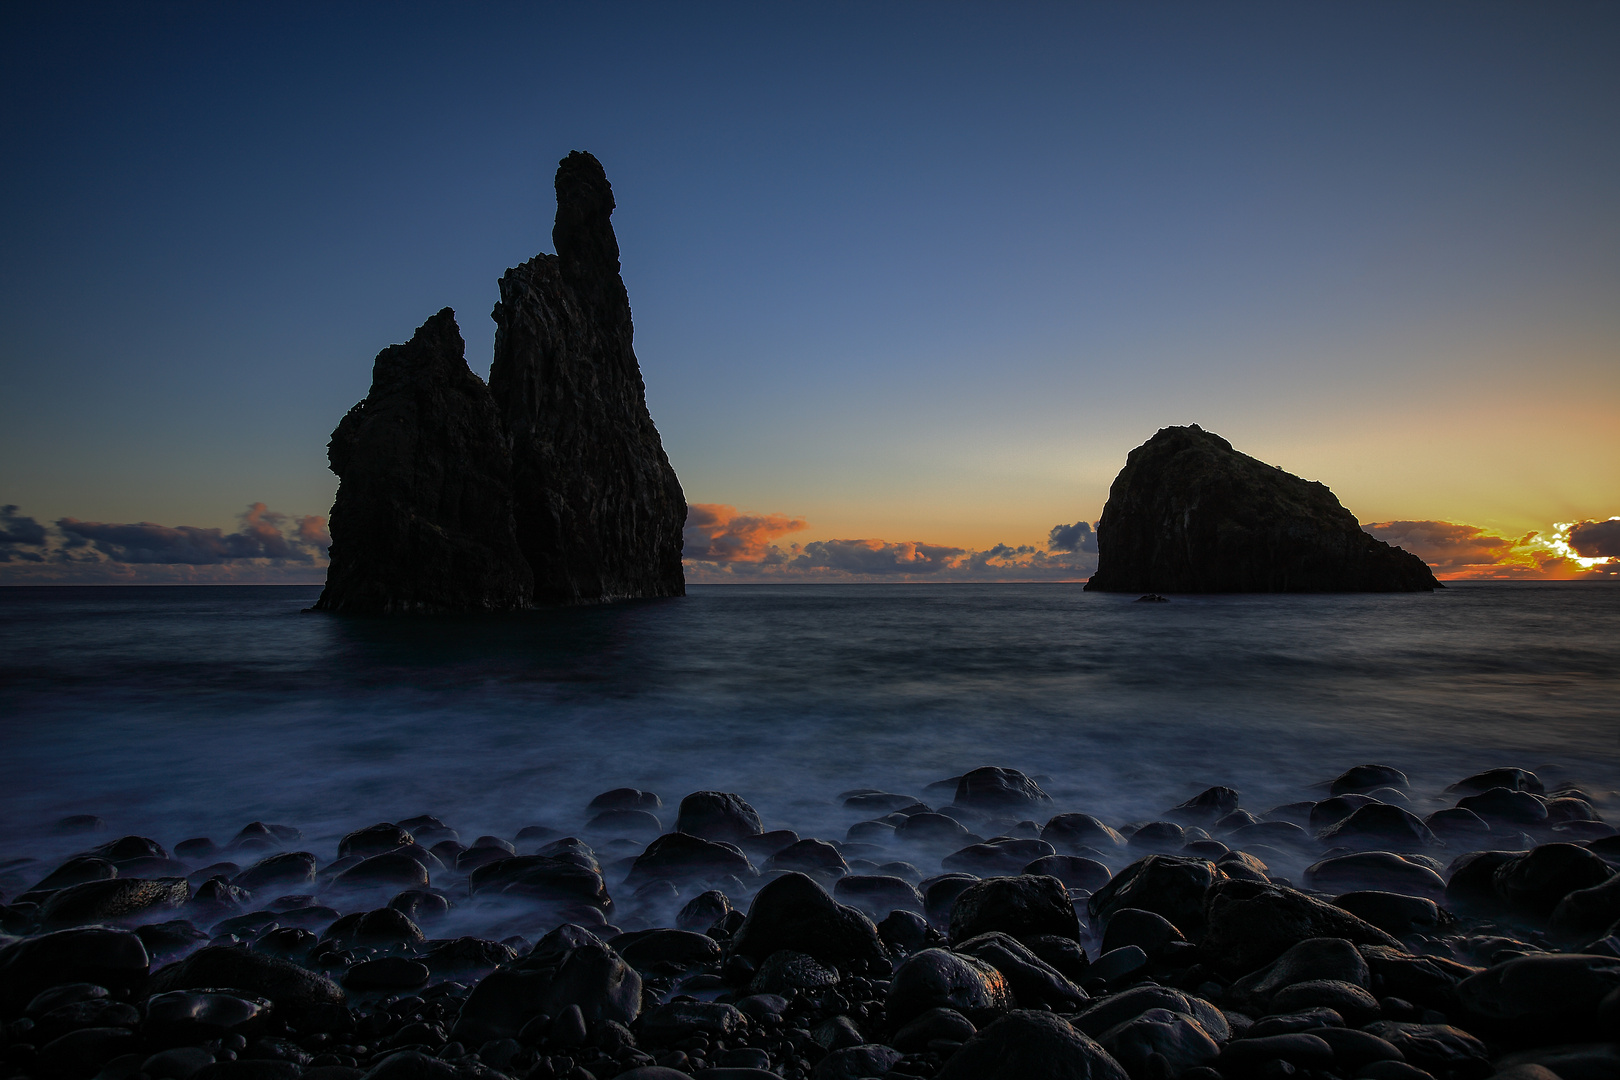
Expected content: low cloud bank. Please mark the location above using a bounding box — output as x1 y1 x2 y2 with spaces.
683 503 1097 582
0 503 329 584
1364 518 1620 579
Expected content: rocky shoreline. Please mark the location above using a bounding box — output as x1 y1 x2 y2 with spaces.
2 765 1617 1080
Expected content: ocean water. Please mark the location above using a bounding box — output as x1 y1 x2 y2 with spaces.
2 581 1617 870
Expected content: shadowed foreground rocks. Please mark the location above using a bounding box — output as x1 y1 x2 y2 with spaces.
4 761 1617 1080
1085 425 1441 593
315 151 685 613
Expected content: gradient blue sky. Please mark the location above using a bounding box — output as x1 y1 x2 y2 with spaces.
2 3 1617 578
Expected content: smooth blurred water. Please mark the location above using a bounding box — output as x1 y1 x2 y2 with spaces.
1 582 1617 859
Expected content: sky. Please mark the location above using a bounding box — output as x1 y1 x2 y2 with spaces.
1 2 1617 583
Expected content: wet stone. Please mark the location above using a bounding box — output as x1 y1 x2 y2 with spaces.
943 838 1055 877
956 931 1087 1010
1448 768 1544 796
950 873 1080 944
333 852 429 891
232 853 318 892
1022 855 1111 893
1088 855 1221 938
1200 880 1400 976
936 1010 1128 1080
834 875 925 919
750 949 839 993
343 957 430 992
1042 814 1126 853
1331 765 1410 796
1304 852 1446 899
0 926 151 1012
729 872 888 973
676 791 764 844
886 948 1012 1030
892 1006 977 1053
145 945 345 1016
1315 805 1438 852
39 877 191 930
1269 978 1379 1020
1360 1021 1490 1078
1331 891 1447 937
813 1043 902 1080
767 839 849 879
1493 843 1614 918
629 832 754 884
1097 1007 1220 1078
589 788 662 812
877 908 937 954
1456 787 1548 827
954 768 1052 811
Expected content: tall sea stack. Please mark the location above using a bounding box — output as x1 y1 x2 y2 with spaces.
315 152 686 612
314 309 533 613
1084 425 1440 593
490 151 687 604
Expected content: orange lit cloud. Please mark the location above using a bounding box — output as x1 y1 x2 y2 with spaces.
1364 519 1620 580
683 505 1098 582
683 503 808 562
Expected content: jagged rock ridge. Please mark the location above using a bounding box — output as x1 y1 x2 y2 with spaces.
316 151 686 612
1084 425 1440 593
490 151 687 604
314 309 532 614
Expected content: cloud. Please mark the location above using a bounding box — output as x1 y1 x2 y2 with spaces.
1568 518 1620 559
57 502 324 564
1364 518 1620 579
1047 520 1097 553
0 503 330 583
682 504 1099 582
791 538 965 575
0 505 48 562
683 503 807 562
1361 520 1518 573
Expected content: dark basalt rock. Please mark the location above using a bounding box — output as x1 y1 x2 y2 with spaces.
950 874 1081 944
935 1010 1129 1080
1096 1007 1221 1079
146 945 345 1016
314 308 532 613
1088 856 1224 938
728 872 887 973
1083 425 1440 593
1200 879 1401 976
954 767 1052 810
676 791 765 843
0 927 150 1011
886 948 1012 1030
954 931 1088 1011
489 150 686 604
626 831 754 884
38 876 190 930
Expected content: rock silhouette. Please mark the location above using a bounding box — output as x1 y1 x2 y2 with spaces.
314 309 532 613
1084 425 1439 593
316 151 685 612
490 151 687 604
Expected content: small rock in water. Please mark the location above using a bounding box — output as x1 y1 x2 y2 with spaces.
1330 765 1410 796
954 767 1052 810
675 790 764 843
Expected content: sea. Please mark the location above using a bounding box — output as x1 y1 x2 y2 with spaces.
1 582 1617 867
